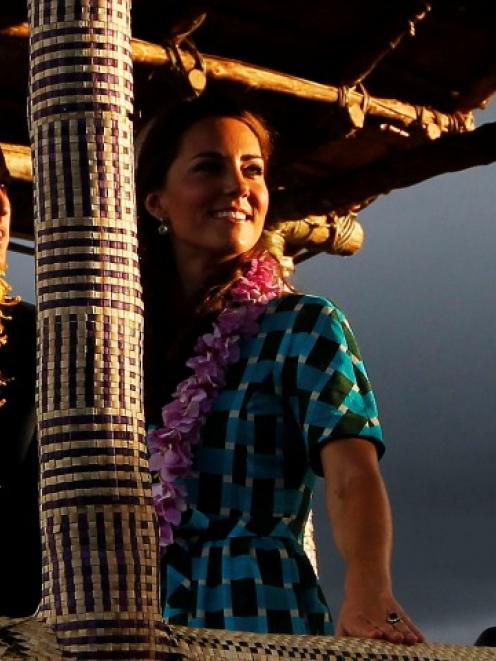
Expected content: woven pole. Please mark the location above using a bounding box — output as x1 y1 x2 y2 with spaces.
28 0 177 657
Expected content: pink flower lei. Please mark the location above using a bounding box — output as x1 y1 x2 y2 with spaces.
147 253 284 548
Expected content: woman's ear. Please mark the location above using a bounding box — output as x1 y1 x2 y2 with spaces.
144 191 167 221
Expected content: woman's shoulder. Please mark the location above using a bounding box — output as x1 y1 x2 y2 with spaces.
266 292 347 320
257 292 352 342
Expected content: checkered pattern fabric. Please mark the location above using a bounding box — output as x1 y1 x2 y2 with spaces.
160 293 383 634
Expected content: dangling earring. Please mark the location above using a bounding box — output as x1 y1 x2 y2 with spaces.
158 217 169 235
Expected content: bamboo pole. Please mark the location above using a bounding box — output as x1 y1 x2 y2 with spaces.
0 22 474 136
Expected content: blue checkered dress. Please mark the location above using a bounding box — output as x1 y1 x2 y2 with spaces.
160 293 384 634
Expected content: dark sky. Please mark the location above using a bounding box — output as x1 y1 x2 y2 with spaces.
295 102 496 644
8 104 496 646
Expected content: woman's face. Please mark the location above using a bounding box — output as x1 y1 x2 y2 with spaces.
0 184 11 271
145 116 269 269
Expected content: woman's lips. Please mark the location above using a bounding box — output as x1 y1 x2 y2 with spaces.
211 209 253 223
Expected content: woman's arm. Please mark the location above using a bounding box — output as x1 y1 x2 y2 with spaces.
321 437 424 644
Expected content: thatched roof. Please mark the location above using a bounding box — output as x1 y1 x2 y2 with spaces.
1 0 496 255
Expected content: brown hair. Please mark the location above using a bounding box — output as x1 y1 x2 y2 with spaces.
135 93 278 420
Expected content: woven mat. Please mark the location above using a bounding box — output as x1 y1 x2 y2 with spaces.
0 616 69 660
167 624 496 660
2 616 495 660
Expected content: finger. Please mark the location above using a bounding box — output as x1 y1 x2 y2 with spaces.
381 622 423 645
370 626 412 645
379 626 406 644
341 618 392 640
404 620 425 642
392 615 425 643
400 624 425 644
341 625 385 640
337 618 384 640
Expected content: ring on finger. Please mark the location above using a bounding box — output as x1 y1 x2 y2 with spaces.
386 612 402 625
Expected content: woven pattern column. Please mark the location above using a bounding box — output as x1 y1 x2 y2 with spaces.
28 0 176 657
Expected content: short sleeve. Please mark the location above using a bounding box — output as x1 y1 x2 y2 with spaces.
273 295 384 476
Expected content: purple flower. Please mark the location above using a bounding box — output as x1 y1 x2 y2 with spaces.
186 354 224 385
147 426 180 453
216 308 244 333
149 253 283 548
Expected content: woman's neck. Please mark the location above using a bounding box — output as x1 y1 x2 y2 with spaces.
176 260 212 299
174 248 238 300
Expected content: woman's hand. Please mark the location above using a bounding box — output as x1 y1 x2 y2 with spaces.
336 590 424 644
321 438 425 645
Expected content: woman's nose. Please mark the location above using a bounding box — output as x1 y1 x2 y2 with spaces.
223 167 248 197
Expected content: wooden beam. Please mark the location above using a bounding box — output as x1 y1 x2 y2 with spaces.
0 23 28 37
0 142 32 181
1 22 475 137
167 53 474 137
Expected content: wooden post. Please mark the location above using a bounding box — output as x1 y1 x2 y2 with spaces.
28 0 177 656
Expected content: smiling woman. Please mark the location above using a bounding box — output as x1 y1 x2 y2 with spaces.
143 116 269 296
135 93 423 643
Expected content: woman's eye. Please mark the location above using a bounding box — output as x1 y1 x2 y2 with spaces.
244 164 264 178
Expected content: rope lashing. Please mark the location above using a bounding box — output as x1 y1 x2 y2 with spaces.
161 38 207 97
338 85 366 129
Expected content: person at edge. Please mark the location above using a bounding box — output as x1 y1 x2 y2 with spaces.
136 92 424 644
0 147 40 616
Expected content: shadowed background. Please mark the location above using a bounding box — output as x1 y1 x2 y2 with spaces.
7 102 496 647
296 102 496 645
